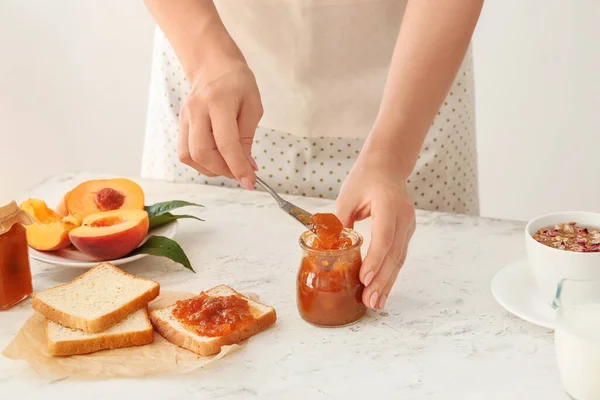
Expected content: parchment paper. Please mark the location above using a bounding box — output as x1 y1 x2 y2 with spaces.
2 291 257 380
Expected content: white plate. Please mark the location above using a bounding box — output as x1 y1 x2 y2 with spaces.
29 220 178 268
491 259 556 329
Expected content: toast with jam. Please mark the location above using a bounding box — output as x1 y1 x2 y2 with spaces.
150 285 277 356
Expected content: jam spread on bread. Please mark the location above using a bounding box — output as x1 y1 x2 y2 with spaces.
309 213 352 250
297 223 366 326
173 293 254 337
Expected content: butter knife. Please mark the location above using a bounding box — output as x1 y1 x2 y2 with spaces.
255 176 314 230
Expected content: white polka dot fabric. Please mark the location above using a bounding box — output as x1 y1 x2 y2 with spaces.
201 129 364 199
142 29 479 215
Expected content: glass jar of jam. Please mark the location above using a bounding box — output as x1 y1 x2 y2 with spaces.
0 201 34 310
297 228 366 327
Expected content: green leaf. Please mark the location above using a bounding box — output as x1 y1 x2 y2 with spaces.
131 236 195 272
149 213 204 230
144 200 203 218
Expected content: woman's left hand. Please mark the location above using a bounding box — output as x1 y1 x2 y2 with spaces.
336 150 416 309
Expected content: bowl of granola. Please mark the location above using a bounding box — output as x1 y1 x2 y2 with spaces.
525 211 600 304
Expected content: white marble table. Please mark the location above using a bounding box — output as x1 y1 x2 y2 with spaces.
0 173 565 399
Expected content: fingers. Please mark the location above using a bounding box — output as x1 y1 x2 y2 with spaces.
358 197 396 288
177 109 217 177
186 105 234 179
375 219 416 309
178 98 259 185
210 101 256 190
238 97 262 172
362 212 416 309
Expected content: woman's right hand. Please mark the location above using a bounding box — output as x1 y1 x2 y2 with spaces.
178 61 263 190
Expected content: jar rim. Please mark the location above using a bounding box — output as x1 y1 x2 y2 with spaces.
298 228 363 254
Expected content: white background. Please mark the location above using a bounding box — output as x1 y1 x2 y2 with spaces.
1 0 599 221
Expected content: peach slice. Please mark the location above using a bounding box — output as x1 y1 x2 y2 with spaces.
56 196 68 217
19 199 77 251
69 209 149 260
63 178 145 220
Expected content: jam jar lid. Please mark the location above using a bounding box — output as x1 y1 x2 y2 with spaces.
0 200 34 235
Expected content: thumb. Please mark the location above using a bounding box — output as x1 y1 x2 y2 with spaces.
336 192 357 229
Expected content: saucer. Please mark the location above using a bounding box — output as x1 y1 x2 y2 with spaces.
491 260 555 329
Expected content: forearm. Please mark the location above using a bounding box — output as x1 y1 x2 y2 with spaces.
143 0 245 84
363 0 484 177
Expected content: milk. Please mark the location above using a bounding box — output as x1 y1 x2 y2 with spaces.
555 303 600 400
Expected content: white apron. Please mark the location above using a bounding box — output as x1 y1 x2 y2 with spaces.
142 0 479 215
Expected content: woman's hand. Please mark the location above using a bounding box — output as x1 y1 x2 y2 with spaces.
142 0 263 190
178 61 263 190
336 150 416 309
334 0 483 309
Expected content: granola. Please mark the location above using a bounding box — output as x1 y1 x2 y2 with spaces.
533 222 600 252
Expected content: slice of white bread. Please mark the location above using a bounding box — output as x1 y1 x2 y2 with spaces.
32 262 160 333
46 308 154 356
150 285 276 356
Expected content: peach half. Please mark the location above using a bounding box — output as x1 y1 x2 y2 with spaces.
69 209 149 260
61 178 145 220
19 199 77 251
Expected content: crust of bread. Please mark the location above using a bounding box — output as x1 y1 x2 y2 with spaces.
46 309 155 357
32 262 160 333
150 285 277 356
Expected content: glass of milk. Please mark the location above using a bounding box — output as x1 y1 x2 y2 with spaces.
553 279 600 400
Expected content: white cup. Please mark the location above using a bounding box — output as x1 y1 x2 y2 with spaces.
525 211 600 305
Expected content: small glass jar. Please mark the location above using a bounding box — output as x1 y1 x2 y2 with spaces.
0 201 34 310
296 228 366 327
